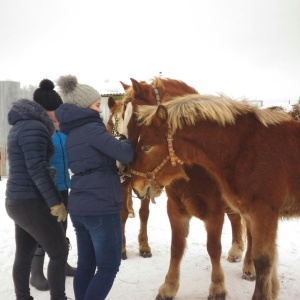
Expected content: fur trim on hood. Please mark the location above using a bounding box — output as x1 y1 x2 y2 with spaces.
8 99 55 135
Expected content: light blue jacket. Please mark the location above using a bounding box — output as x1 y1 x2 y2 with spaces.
51 131 71 191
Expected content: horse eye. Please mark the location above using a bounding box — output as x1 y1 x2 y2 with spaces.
142 145 151 152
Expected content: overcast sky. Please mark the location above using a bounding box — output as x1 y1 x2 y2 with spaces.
0 0 299 105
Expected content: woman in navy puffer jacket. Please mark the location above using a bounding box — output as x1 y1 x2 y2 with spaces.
5 99 69 300
55 75 135 300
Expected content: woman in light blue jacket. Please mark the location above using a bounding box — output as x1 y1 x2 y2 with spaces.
30 79 76 292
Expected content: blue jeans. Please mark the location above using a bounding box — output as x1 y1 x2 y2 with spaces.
70 214 122 300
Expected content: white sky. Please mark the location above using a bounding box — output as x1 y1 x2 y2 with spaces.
0 0 299 105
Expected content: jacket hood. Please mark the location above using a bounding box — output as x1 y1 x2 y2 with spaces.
8 99 55 135
55 103 103 134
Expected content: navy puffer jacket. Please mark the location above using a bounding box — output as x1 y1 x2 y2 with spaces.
55 103 135 216
6 99 63 208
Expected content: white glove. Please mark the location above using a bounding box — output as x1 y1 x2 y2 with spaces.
50 203 67 222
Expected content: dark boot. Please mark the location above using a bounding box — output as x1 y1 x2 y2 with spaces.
66 237 77 277
30 247 49 291
66 263 76 277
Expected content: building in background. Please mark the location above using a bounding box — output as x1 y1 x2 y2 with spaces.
0 81 36 178
99 79 124 124
0 79 125 177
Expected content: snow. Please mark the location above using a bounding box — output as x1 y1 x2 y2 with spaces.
1 177 300 299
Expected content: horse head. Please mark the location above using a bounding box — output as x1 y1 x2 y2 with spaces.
126 77 198 145
130 105 189 199
106 96 132 176
110 77 198 178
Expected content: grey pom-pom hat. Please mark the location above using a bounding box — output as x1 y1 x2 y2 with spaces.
56 75 101 108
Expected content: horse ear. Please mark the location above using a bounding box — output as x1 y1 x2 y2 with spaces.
108 97 116 110
120 81 130 91
156 105 168 122
130 78 147 99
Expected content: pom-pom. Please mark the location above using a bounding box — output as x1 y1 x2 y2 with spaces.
56 75 78 95
39 79 55 90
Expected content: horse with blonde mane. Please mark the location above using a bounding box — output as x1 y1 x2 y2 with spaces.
130 93 300 300
113 78 246 300
106 96 148 259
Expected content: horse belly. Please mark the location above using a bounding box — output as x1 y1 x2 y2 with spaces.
279 196 300 218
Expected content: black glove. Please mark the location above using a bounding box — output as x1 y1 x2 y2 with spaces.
47 166 56 180
118 134 127 141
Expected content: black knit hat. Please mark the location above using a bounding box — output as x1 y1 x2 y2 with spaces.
33 79 63 111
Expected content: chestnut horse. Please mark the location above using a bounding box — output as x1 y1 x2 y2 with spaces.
106 95 135 218
118 78 246 300
106 96 143 259
130 93 299 300
106 79 202 259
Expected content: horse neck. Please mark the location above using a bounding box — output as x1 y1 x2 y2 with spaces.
173 120 242 180
160 80 198 99
106 116 114 133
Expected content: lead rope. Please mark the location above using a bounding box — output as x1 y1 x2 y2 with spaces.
111 114 121 137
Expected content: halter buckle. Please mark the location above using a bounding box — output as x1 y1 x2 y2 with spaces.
146 172 155 181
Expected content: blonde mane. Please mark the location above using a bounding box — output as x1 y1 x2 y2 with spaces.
136 94 292 130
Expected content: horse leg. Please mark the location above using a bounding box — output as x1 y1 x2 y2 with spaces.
156 198 190 300
248 212 279 300
138 197 152 257
242 226 256 281
127 192 135 218
226 210 245 262
205 214 227 300
121 179 131 260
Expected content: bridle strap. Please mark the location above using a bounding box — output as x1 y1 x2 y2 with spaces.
131 127 185 182
131 156 171 181
167 127 184 166
151 86 161 104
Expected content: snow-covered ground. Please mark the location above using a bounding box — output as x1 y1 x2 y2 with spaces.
1 177 300 299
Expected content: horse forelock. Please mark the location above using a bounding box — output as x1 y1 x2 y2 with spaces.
136 105 159 127
122 101 133 137
123 86 134 102
151 77 165 89
136 94 292 131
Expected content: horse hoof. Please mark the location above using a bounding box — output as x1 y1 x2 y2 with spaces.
128 212 135 218
139 251 152 258
155 294 173 300
122 252 127 260
242 272 256 281
207 293 226 300
227 255 242 263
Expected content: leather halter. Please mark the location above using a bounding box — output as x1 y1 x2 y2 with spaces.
131 127 186 182
151 86 161 104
